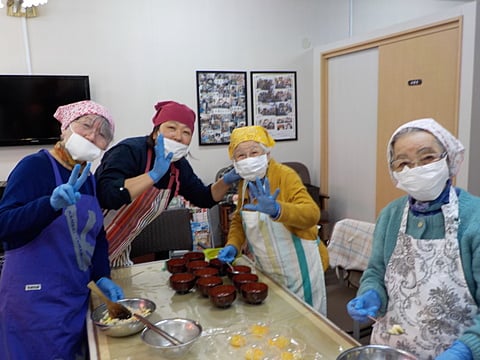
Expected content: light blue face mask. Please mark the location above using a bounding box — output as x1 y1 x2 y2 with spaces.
233 154 268 182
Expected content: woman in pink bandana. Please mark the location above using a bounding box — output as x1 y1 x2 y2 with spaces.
0 100 124 359
347 118 480 360
95 100 239 267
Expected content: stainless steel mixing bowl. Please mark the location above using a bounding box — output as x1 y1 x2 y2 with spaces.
141 317 202 358
337 345 417 360
91 298 156 337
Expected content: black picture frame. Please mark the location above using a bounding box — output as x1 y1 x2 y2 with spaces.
196 71 248 145
251 71 297 141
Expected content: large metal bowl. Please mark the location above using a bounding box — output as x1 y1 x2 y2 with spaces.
337 345 417 360
91 298 156 337
141 318 202 358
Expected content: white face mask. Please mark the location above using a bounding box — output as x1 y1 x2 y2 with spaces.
393 157 449 201
234 154 268 182
162 136 189 162
65 129 103 162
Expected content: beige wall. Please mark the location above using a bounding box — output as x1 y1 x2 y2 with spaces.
0 0 473 185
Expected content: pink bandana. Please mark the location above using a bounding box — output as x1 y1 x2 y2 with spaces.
54 100 115 131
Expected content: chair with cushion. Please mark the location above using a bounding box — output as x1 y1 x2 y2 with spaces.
282 162 331 243
326 218 376 342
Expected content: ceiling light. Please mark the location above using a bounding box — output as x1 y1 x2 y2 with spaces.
22 0 48 7
5 0 48 17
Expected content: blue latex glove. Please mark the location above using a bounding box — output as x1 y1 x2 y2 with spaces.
222 168 241 185
148 134 173 183
50 163 91 211
243 177 280 218
436 341 472 360
347 289 381 323
218 245 238 264
96 277 125 302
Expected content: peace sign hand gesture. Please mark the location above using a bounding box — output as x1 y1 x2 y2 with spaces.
50 163 91 211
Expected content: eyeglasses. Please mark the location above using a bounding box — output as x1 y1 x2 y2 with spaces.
71 118 109 149
233 148 266 161
390 151 447 172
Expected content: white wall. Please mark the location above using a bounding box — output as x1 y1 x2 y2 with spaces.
0 0 473 187
314 1 480 223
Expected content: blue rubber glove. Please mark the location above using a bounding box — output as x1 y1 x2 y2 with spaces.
218 245 238 264
243 177 280 218
436 341 472 360
347 289 381 323
222 168 241 185
148 134 173 183
50 163 91 211
96 277 125 302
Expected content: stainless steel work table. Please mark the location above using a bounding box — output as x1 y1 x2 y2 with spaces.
87 257 360 359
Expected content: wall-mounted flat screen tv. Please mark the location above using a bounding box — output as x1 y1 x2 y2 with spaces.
0 74 90 146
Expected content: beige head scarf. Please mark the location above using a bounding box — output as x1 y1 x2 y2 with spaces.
387 118 465 185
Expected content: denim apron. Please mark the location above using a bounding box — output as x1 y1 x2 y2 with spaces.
0 150 102 360
370 187 477 359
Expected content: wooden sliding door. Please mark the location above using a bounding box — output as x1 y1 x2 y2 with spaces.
321 17 462 222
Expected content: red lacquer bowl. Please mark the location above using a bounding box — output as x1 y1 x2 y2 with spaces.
183 251 205 263
208 258 229 277
226 265 252 279
169 272 196 294
166 258 187 274
240 282 269 304
186 260 209 273
209 284 237 308
194 267 219 279
196 276 223 297
232 273 259 291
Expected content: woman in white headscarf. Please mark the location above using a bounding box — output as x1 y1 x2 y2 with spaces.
347 118 480 359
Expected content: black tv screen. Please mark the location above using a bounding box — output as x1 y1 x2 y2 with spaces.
0 74 91 146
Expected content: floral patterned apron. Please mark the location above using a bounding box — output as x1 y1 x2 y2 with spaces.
370 187 477 359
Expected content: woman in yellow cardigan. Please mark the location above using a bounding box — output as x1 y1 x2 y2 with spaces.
218 126 327 315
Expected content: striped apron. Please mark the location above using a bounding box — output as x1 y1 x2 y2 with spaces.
104 149 178 267
239 182 327 315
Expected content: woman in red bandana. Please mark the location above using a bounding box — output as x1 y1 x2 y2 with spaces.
95 100 239 267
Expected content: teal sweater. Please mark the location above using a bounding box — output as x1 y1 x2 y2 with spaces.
359 188 480 357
